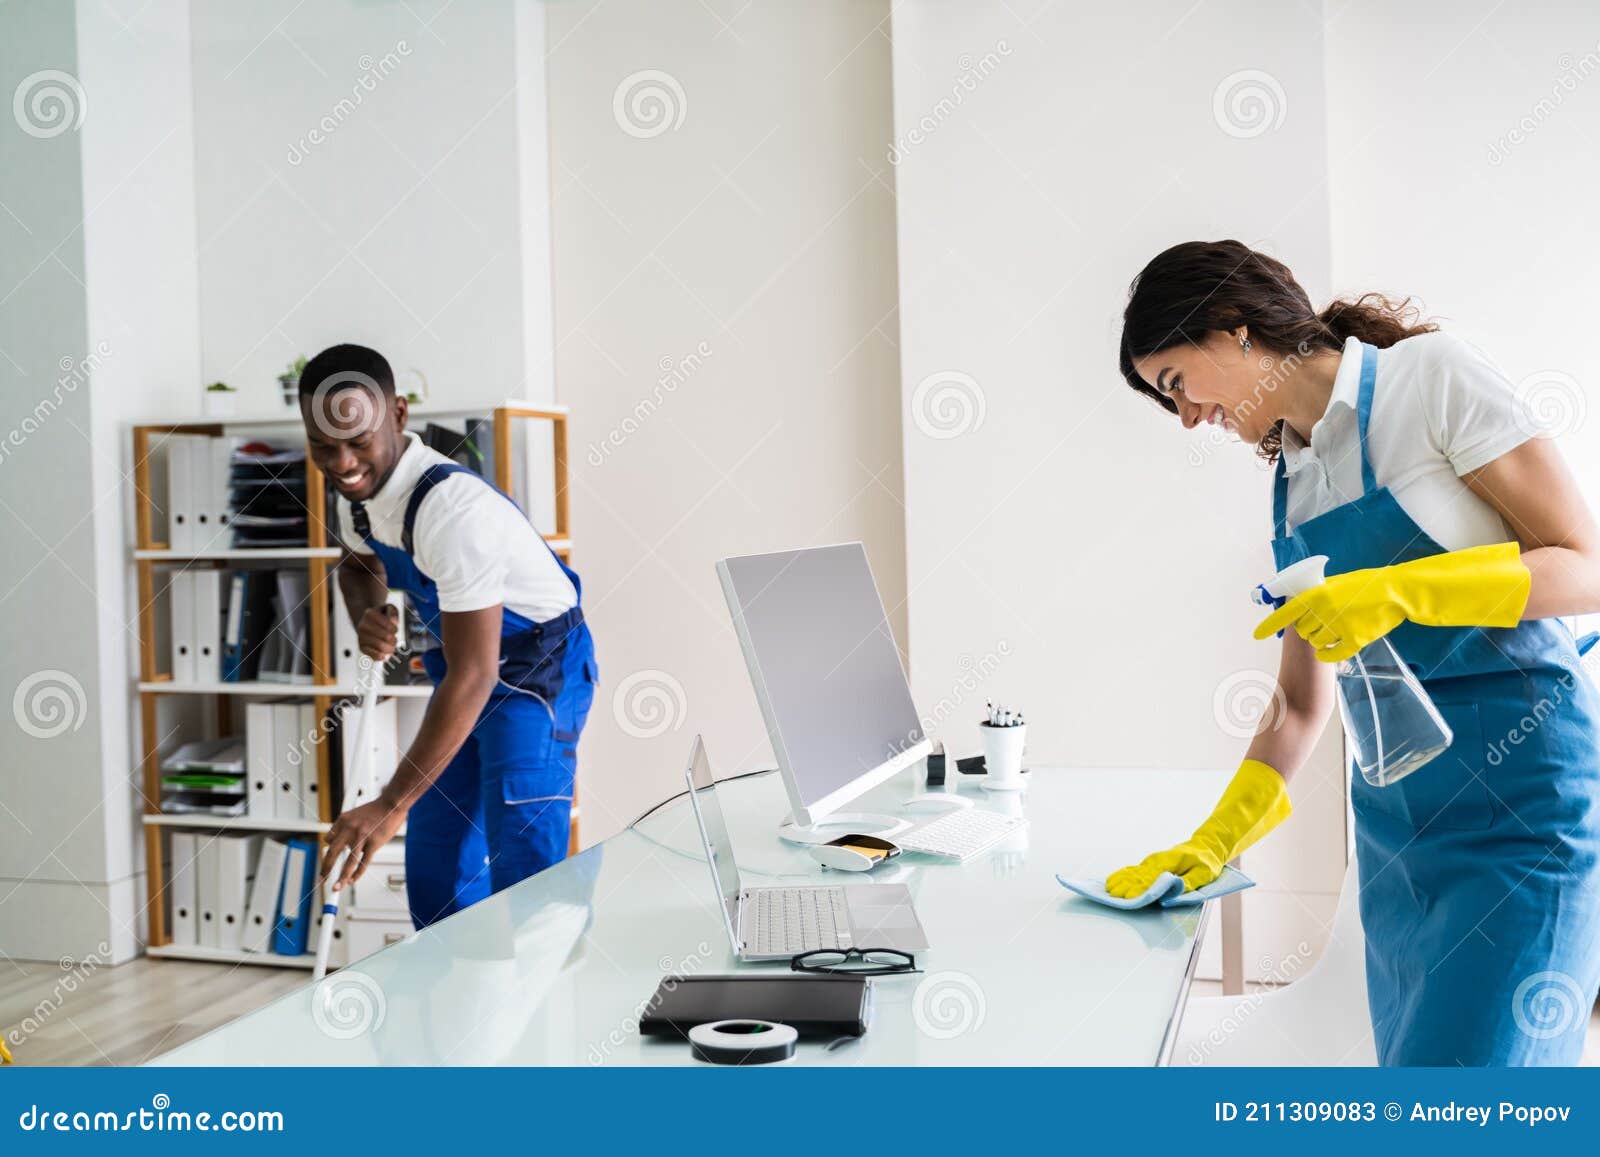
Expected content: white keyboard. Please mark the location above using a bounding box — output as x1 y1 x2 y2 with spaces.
747 886 851 955
897 808 1027 861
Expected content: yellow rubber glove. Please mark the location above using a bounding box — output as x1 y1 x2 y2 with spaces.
0 1035 12 1064
1106 759 1291 898
1253 542 1530 664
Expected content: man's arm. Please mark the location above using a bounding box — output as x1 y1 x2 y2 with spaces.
337 549 389 631
320 604 503 890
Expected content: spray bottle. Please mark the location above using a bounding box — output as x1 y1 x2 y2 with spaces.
1256 555 1453 787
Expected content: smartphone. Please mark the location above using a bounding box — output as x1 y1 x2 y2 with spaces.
824 834 900 863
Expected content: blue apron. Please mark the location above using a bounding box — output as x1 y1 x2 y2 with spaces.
351 463 598 929
1270 341 1600 1065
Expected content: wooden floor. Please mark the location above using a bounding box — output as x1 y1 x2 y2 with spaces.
1 955 306 1066
4 956 1598 1066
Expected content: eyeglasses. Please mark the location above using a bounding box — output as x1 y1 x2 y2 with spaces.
790 948 921 976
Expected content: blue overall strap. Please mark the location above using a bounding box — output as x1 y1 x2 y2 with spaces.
1354 341 1380 496
400 462 582 602
1271 455 1290 539
401 463 499 555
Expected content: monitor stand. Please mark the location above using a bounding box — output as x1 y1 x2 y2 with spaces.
777 812 910 846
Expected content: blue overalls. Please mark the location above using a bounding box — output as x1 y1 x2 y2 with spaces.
1270 341 1600 1064
350 463 598 930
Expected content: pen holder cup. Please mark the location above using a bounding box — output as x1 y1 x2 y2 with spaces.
980 723 1026 790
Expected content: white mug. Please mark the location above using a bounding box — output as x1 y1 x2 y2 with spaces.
980 723 1027 790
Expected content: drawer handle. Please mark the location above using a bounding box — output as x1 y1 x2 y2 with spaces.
383 933 404 945
385 873 406 890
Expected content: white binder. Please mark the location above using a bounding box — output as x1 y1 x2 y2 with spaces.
216 834 261 953
341 698 399 804
197 835 222 949
271 701 304 819
169 831 199 947
297 703 321 821
242 838 288 954
333 583 363 686
208 436 237 550
166 435 197 550
170 571 196 684
192 569 224 683
245 700 277 819
189 437 217 552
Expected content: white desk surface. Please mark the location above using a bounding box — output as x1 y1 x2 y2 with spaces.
152 764 1230 1066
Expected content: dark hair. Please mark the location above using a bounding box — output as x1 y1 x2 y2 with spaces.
1119 240 1436 460
299 344 395 399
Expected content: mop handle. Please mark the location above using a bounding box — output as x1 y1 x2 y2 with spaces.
312 657 383 980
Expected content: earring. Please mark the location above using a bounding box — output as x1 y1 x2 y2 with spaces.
1240 335 1252 354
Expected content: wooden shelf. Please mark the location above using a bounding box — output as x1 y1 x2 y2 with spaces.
133 398 568 429
142 814 330 834
147 944 317 969
133 402 578 968
139 680 434 698
135 547 342 561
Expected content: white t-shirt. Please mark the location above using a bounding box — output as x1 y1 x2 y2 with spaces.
1279 333 1537 551
336 433 577 621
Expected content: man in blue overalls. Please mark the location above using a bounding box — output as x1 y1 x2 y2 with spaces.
300 344 597 928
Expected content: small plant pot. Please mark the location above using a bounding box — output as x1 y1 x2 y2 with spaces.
279 375 298 407
203 391 236 418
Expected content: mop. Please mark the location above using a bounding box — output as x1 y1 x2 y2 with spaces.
312 658 384 981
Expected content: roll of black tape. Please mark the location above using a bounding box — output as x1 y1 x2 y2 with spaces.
688 1019 798 1065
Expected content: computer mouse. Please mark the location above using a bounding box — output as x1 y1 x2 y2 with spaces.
808 834 901 872
902 792 973 813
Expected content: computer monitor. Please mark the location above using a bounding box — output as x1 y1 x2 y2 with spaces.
716 542 929 840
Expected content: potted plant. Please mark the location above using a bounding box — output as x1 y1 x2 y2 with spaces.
278 356 308 407
203 381 236 418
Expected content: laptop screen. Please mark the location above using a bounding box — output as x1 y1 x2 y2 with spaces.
684 735 742 952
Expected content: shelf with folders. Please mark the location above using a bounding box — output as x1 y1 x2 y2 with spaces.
130 401 579 968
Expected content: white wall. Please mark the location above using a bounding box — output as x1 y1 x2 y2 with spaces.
0 0 200 963
545 0 907 840
189 0 547 412
1325 0 1600 573
889 0 1347 978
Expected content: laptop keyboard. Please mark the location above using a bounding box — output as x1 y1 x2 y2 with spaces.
748 886 852 956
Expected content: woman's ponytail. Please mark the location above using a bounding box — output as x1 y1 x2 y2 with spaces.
1317 293 1437 349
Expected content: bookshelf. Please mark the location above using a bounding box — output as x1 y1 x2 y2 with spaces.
131 401 577 967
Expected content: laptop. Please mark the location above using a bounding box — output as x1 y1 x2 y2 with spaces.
684 735 930 962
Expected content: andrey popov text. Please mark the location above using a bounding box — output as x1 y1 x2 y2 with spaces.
1215 1102 1572 1126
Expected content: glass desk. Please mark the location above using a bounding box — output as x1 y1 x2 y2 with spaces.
151 764 1229 1066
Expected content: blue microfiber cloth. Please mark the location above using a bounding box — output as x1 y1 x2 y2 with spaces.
1056 865 1255 910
